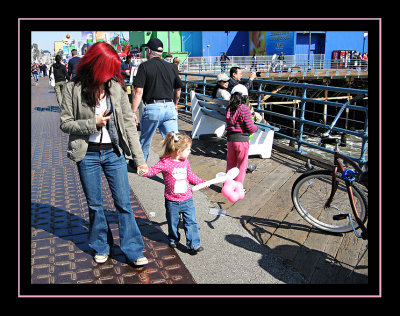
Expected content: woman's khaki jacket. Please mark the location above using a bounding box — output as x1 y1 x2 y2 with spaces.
60 79 146 166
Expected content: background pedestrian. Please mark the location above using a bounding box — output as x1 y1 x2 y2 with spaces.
50 55 68 105
131 37 184 163
67 49 81 79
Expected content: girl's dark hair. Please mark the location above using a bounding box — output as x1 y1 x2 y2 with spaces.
73 42 126 107
55 55 62 63
228 92 248 112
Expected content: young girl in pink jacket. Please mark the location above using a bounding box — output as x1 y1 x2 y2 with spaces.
138 132 206 253
225 84 258 185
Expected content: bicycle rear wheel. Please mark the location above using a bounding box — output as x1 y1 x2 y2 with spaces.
291 169 368 233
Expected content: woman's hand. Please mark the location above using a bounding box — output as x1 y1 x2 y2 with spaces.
137 164 149 176
96 110 111 127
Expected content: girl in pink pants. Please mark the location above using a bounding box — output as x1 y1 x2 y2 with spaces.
225 84 258 185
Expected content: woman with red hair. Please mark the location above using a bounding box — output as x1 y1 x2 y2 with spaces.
60 42 149 266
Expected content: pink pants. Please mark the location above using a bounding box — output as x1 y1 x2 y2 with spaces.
226 141 249 184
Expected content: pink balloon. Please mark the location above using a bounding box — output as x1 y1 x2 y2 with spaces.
221 178 245 203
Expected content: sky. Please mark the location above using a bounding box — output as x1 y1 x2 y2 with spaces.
31 31 130 52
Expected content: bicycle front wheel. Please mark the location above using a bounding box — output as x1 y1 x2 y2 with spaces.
291 169 368 233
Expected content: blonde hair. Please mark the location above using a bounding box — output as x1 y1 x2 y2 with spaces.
161 132 192 158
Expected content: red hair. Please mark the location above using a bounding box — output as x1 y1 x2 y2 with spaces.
75 42 126 106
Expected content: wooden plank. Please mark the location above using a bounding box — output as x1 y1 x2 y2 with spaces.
227 162 295 218
265 207 312 267
204 155 282 212
308 234 346 284
246 171 298 242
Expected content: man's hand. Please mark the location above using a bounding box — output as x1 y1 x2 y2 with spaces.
131 87 143 125
132 113 139 125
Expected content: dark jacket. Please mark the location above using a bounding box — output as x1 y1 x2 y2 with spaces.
227 77 253 93
67 56 81 78
50 62 68 83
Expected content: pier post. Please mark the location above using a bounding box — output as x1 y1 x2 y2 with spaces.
290 88 297 147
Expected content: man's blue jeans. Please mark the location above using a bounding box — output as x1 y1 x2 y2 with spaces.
165 197 201 250
140 102 178 161
77 149 145 262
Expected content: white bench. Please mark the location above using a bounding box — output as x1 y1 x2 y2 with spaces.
191 91 228 139
190 91 279 158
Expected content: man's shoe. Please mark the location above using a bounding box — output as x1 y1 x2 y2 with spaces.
94 254 108 263
169 241 177 248
191 246 204 254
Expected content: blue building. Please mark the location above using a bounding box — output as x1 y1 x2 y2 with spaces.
181 31 368 61
181 31 250 57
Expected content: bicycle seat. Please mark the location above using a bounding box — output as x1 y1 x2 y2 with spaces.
320 137 341 145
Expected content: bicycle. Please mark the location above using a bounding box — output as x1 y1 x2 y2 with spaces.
291 94 368 239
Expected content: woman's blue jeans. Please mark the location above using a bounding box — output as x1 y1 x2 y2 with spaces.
140 102 178 161
165 197 201 250
77 149 145 262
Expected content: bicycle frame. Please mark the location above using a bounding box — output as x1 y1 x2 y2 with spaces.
326 148 368 239
320 92 368 239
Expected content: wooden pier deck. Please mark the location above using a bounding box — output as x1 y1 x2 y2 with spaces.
151 112 369 284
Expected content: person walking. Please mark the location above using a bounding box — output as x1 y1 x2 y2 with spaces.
120 54 134 85
67 49 81 79
250 53 257 72
225 84 258 186
49 55 68 105
172 57 180 73
138 132 205 253
31 63 39 86
42 63 48 77
59 42 149 266
131 37 183 163
220 52 230 73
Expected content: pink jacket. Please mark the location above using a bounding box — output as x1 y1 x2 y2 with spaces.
144 157 204 201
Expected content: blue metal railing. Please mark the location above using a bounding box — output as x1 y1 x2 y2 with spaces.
178 72 368 166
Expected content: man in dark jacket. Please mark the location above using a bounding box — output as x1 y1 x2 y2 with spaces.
227 66 256 93
50 55 68 105
67 49 81 79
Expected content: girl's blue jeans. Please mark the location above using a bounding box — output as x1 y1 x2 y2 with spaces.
140 102 178 162
165 197 201 250
77 149 145 262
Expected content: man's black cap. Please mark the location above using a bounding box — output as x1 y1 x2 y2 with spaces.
141 38 164 53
